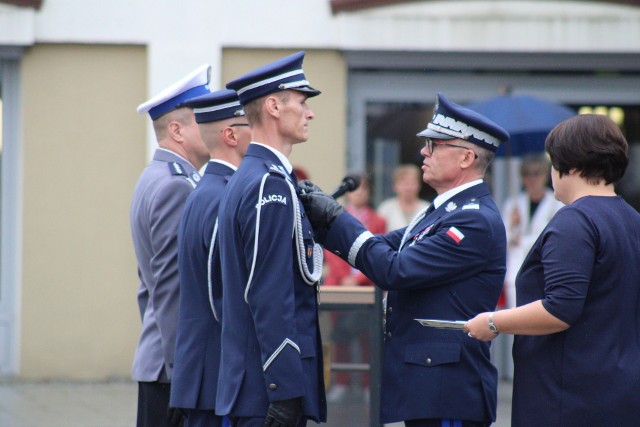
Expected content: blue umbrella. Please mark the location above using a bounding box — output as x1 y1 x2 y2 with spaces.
466 94 577 157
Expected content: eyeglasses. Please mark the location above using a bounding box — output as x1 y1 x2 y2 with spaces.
230 123 250 128
426 139 478 159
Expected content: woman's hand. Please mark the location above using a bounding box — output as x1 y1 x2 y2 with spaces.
464 312 498 341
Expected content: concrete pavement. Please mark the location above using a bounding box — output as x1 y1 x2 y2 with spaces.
0 379 512 427
0 379 136 427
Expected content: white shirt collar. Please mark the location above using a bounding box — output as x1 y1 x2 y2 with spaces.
251 142 292 174
209 159 237 171
433 179 483 209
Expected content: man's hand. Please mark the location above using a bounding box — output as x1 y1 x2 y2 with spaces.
263 397 303 427
298 180 344 230
298 179 323 195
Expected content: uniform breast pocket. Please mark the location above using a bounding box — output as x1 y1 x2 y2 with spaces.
403 342 461 368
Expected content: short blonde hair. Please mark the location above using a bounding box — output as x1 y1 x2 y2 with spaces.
393 164 421 183
242 99 261 127
519 153 551 176
152 107 193 141
242 91 290 127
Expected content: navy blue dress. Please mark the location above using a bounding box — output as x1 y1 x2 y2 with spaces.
512 196 640 426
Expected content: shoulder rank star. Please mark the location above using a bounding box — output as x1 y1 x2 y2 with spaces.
445 201 457 212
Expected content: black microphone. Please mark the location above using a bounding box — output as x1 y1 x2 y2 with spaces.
330 175 361 199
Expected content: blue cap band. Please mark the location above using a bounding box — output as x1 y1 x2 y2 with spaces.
148 84 210 120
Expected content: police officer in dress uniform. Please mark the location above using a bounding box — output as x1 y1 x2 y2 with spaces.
300 93 509 427
131 65 211 427
216 51 327 427
170 89 251 427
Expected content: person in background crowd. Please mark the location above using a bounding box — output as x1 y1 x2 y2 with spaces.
293 165 310 183
377 164 430 230
216 51 327 427
323 174 386 403
465 114 640 426
170 89 250 427
501 153 563 308
131 64 211 427
300 92 510 426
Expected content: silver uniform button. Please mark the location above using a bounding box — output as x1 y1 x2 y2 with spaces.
269 383 277 390
426 358 432 365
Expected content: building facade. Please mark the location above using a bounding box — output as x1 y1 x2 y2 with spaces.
1 0 639 379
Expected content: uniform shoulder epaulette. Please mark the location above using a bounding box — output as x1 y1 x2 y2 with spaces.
168 161 187 177
265 161 289 179
462 198 481 210
168 162 200 186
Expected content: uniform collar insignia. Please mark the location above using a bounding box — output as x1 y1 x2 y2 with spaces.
445 201 457 212
169 162 185 176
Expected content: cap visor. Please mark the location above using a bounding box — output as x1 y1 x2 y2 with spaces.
291 86 321 97
416 127 456 139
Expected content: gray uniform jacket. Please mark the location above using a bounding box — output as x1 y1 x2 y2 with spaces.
130 148 200 382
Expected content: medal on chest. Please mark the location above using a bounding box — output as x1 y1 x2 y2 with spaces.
410 224 434 246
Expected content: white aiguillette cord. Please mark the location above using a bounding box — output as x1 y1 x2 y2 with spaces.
249 175 323 293
399 205 430 250
286 180 323 285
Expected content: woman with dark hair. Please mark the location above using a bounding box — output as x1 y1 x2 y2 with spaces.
465 114 640 426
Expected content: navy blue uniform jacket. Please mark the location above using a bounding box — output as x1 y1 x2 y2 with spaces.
323 182 506 424
216 144 326 421
170 161 233 418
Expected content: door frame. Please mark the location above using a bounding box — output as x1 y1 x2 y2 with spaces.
346 51 640 206
0 50 24 376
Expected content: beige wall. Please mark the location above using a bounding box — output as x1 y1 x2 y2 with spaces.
20 44 146 379
15 46 344 380
221 48 347 190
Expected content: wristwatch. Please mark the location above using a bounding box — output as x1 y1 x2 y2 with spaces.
488 312 500 335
